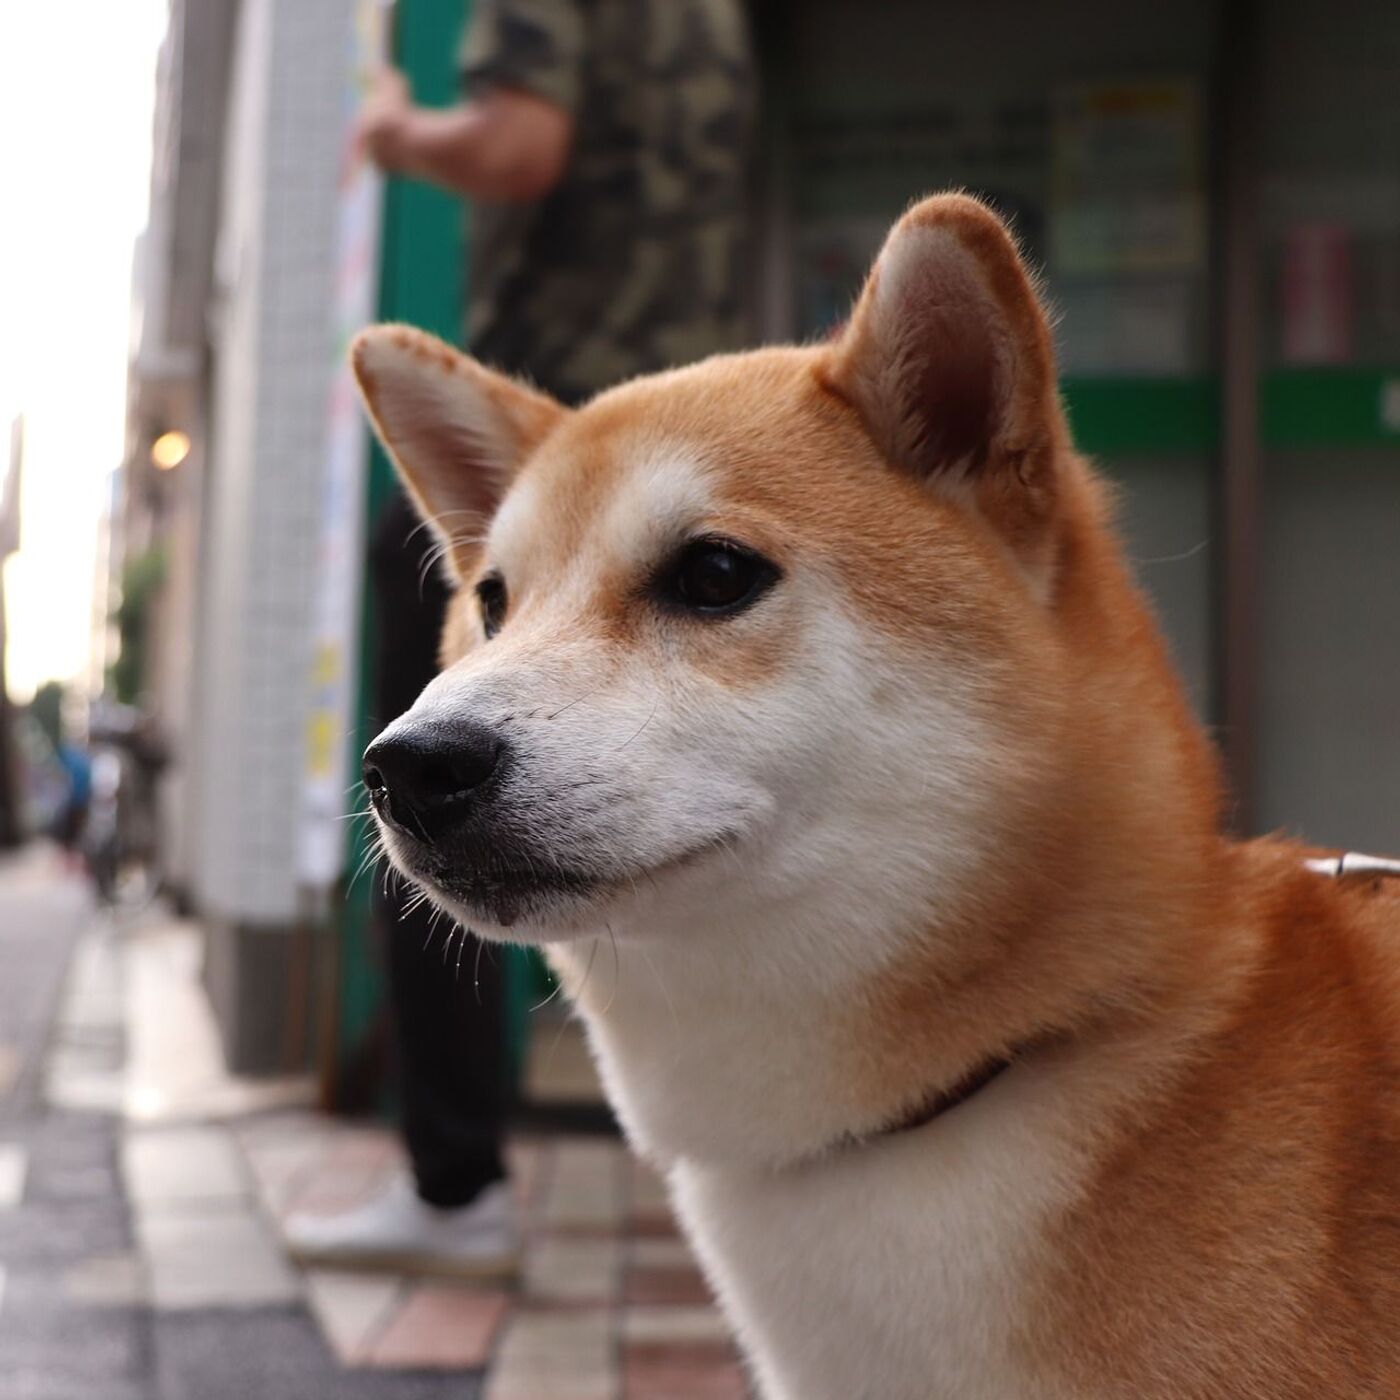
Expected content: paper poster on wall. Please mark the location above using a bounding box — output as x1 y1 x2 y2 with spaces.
1263 173 1400 367
1049 79 1205 376
788 85 1052 339
1050 79 1205 277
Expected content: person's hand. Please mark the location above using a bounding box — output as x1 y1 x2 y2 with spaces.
354 66 414 172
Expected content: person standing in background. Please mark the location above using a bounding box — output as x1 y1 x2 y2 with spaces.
286 0 756 1278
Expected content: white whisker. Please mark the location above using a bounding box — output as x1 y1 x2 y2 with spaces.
600 921 621 1016
528 968 565 1014
615 696 659 751
543 938 599 1077
637 938 681 1058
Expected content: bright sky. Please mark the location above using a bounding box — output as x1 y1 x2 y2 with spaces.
0 1 168 702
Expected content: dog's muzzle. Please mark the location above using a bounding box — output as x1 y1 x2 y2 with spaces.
363 717 603 926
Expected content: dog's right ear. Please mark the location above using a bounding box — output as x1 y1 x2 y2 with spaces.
351 325 567 579
823 194 1067 576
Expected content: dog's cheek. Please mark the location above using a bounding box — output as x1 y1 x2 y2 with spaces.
548 685 776 862
675 613 798 693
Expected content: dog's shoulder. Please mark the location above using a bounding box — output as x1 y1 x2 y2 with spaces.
1038 836 1400 1397
1237 836 1400 1028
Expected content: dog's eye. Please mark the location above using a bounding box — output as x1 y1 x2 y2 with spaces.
476 573 507 639
658 538 779 617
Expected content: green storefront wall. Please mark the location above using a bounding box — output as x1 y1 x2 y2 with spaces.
1062 371 1400 458
335 0 543 1104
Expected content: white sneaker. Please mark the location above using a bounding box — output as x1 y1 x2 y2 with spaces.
283 1169 519 1280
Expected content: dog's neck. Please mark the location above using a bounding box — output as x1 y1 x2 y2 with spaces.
551 827 1238 1172
553 477 1243 1173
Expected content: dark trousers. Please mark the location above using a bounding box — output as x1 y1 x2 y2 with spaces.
370 491 506 1209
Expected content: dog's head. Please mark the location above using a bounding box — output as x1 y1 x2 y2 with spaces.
354 194 1080 952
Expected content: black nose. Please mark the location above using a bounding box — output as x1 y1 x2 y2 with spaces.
363 722 504 843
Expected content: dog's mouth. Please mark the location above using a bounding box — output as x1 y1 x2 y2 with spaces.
433 862 603 929
382 828 734 936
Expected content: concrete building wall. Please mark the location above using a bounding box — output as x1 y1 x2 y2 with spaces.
194 0 270 921
118 0 240 903
194 0 353 1067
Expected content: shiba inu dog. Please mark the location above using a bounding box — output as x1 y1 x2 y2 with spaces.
352 193 1400 1399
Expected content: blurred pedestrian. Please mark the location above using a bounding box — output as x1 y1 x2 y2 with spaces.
27 682 90 867
52 736 92 862
286 0 756 1278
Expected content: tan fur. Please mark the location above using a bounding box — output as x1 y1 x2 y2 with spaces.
353 193 1400 1398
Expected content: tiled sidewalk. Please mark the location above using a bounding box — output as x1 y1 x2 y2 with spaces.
1 851 153 1400
1 852 750 1398
118 899 747 1396
233 1113 750 1398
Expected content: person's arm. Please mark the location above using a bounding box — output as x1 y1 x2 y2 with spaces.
356 66 572 203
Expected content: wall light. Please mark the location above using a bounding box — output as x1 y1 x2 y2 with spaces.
151 430 191 471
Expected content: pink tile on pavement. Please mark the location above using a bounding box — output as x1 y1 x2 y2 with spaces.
319 1127 402 1176
624 1344 749 1400
364 1283 510 1369
627 1160 677 1236
304 1270 400 1364
241 1135 329 1217
625 1266 716 1307
629 1238 696 1271
630 1213 683 1239
284 1168 388 1217
283 1129 403 1217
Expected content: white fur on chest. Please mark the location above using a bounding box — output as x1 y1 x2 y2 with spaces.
667 1069 1083 1400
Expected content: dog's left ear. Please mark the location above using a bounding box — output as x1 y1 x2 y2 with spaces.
351 324 567 579
824 193 1067 568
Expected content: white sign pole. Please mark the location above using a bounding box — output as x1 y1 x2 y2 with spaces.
298 0 393 897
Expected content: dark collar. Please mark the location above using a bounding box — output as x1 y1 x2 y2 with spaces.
858 1052 1016 1148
